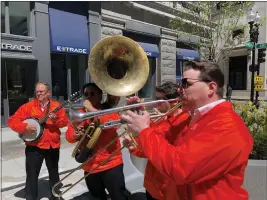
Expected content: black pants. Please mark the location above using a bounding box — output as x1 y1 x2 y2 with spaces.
25 146 60 200
84 164 128 200
146 190 158 200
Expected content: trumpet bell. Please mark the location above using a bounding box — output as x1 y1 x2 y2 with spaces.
88 35 150 97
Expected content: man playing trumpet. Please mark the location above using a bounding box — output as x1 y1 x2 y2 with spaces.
122 61 253 200
124 81 187 200
66 83 128 200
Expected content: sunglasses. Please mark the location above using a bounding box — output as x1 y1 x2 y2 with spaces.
181 78 211 89
84 92 95 97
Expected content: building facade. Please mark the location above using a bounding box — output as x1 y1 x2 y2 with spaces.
218 2 267 101
1 1 202 127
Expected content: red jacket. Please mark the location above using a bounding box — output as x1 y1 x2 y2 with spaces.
8 98 68 149
66 108 123 174
137 101 253 200
131 112 191 199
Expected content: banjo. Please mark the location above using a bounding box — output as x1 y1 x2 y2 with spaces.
19 91 81 143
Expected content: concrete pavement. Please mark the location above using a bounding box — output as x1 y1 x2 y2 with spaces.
1 126 147 200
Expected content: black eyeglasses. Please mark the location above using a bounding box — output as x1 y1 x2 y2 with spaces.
84 92 95 97
181 78 211 89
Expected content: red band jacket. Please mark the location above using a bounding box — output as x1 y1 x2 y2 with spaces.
136 101 253 200
131 111 191 199
8 98 68 149
65 108 123 174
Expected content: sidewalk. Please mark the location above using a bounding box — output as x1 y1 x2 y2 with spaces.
1 127 146 199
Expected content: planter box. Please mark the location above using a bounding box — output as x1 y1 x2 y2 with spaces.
126 157 267 200
243 160 267 200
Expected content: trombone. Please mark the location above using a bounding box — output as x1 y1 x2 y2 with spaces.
52 98 182 198
69 98 179 127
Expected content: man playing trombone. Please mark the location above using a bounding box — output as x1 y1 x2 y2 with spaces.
65 83 128 200
124 81 187 200
121 61 253 200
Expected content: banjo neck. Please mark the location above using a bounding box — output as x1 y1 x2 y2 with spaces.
39 100 69 125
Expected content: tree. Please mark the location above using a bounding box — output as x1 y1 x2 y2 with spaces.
170 1 254 62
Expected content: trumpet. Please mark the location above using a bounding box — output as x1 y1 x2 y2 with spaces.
69 98 178 126
52 99 182 198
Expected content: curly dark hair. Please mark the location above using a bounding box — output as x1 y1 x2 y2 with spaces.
155 81 180 99
82 83 102 94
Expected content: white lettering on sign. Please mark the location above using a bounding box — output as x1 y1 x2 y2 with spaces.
56 46 87 54
1 43 32 52
183 56 195 61
146 52 152 56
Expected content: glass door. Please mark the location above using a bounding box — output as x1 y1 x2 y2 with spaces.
51 53 87 101
1 61 8 127
1 59 37 127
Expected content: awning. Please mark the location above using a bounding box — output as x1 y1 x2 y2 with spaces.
138 42 160 58
176 48 200 61
49 8 90 54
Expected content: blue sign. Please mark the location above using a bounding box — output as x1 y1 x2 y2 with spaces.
49 8 90 55
137 42 160 58
176 48 200 61
54 46 88 54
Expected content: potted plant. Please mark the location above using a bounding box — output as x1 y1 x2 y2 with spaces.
233 101 267 200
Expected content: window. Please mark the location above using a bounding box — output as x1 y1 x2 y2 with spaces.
1 2 5 33
176 61 182 82
1 2 31 36
1 59 38 116
51 54 87 101
233 29 244 39
138 58 156 99
229 56 247 90
122 31 159 99
9 2 31 36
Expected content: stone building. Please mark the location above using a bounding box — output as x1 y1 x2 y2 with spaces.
1 1 204 126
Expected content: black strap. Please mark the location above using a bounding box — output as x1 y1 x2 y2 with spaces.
39 101 51 125
45 101 51 116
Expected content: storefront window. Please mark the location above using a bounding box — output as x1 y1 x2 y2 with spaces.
9 2 31 36
138 58 156 99
176 61 182 82
51 54 87 101
1 2 5 33
229 56 247 90
1 59 38 116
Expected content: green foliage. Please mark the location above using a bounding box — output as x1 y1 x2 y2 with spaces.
170 1 254 62
233 101 267 160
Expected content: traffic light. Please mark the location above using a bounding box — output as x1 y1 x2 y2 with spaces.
258 48 266 63
249 64 259 72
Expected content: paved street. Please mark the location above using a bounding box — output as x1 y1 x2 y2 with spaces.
1 127 147 200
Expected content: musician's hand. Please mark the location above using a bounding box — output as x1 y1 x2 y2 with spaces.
26 125 37 134
75 125 84 139
49 113 58 121
125 96 145 111
125 96 141 105
83 100 98 112
122 134 136 151
121 110 150 134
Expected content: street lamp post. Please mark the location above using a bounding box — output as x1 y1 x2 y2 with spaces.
248 9 260 103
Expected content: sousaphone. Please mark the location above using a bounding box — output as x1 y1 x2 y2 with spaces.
88 35 150 96
71 35 150 163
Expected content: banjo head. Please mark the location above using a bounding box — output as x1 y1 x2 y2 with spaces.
21 118 41 142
